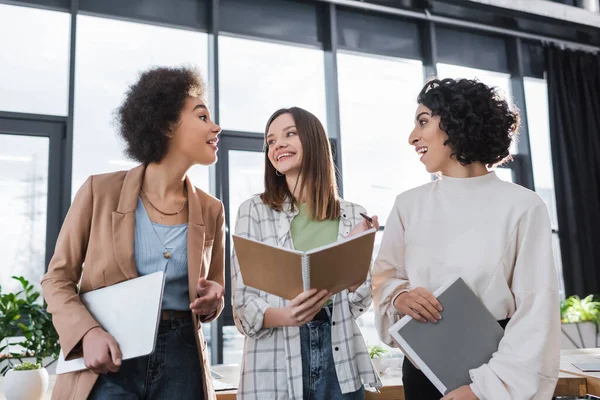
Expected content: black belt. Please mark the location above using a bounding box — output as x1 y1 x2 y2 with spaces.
312 304 332 322
161 310 192 321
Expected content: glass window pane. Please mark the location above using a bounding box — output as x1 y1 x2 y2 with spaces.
224 149 264 364
337 9 421 60
223 325 245 365
524 78 559 230
524 78 565 297
338 52 430 225
228 150 265 230
436 63 517 155
436 28 509 73
79 0 209 31
359 231 403 359
220 0 321 46
72 15 209 196
0 134 49 294
0 4 70 116
219 36 327 133
552 233 565 300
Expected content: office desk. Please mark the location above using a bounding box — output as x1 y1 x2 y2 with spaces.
0 353 593 399
560 348 600 395
213 362 589 400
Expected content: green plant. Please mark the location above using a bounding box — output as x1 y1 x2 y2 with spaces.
0 276 60 375
560 295 600 325
13 361 42 371
368 344 389 359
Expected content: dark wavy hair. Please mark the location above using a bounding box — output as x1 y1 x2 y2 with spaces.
116 66 206 164
417 78 519 166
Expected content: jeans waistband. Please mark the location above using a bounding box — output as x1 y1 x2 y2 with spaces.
311 304 332 323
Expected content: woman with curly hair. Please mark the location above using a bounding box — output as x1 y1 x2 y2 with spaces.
42 66 224 400
372 78 560 400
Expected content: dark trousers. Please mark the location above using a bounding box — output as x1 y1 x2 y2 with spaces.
88 317 204 400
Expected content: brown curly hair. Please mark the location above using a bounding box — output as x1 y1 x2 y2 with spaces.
116 66 206 164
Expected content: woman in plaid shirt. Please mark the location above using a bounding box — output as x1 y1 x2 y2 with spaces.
231 107 382 399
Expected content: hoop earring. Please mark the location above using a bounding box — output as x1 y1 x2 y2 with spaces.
275 170 284 177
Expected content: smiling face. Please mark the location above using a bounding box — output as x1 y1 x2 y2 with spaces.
265 112 303 177
168 97 222 166
408 104 456 174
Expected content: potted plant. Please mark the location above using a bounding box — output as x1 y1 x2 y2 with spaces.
560 294 600 349
368 344 389 374
1 276 60 399
3 361 49 400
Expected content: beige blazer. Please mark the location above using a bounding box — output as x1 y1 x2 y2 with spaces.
41 164 225 400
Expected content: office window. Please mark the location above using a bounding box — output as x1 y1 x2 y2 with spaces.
338 52 428 359
338 52 430 225
218 36 327 133
0 135 49 293
220 0 321 46
72 15 209 196
436 28 509 73
524 77 565 297
0 4 70 116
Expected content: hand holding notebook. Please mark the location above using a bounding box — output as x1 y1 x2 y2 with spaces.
388 277 505 394
233 228 376 300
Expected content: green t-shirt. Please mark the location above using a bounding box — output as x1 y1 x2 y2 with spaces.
290 203 339 306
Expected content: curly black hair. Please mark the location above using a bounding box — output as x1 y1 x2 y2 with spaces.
417 78 519 166
116 66 206 164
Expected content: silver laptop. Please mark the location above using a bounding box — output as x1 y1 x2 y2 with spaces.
56 271 166 374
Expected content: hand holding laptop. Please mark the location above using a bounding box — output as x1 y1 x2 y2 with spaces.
190 278 224 317
394 287 443 324
82 327 122 374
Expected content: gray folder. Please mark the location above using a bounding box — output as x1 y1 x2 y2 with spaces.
389 277 505 394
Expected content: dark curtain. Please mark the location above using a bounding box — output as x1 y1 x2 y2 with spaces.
545 44 600 296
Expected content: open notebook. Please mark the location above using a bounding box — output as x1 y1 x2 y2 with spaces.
388 277 505 394
233 228 376 300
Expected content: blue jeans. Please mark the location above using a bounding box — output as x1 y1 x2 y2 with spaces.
300 320 365 400
88 316 204 400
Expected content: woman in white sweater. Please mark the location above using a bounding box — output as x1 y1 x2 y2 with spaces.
372 78 560 400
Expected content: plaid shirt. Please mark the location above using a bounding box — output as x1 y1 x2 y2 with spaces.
231 195 382 399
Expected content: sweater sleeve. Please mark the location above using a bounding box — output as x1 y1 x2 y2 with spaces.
469 203 561 399
372 195 411 346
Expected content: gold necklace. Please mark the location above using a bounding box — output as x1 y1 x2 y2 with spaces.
140 188 188 220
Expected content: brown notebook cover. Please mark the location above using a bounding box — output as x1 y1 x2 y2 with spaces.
233 229 376 300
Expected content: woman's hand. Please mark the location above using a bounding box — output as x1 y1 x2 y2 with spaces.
283 289 331 327
190 278 224 318
82 327 122 374
393 287 443 323
348 215 379 238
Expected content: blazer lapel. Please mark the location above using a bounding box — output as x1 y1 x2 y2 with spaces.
111 164 145 280
186 177 206 303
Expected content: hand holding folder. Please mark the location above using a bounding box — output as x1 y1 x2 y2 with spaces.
233 228 376 300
